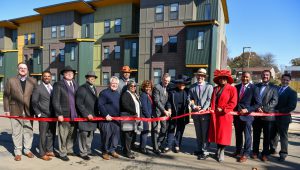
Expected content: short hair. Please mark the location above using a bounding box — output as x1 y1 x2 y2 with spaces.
17 62 28 68
141 80 153 92
242 71 251 76
110 76 119 84
162 73 171 80
42 70 51 75
281 73 292 80
262 70 271 75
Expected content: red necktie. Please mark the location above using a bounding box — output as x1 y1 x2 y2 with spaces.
239 85 245 100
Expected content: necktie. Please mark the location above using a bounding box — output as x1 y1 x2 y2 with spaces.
239 85 245 100
198 85 202 97
69 81 74 92
278 87 285 95
163 87 167 96
91 86 96 95
47 84 52 94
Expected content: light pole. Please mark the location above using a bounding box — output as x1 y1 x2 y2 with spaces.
242 46 251 71
247 51 253 68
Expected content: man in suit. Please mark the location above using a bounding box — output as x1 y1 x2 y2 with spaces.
234 72 261 163
117 65 132 94
52 65 79 161
32 71 56 161
188 68 213 160
98 76 121 160
252 70 278 162
3 62 37 161
76 71 99 161
152 73 171 155
270 73 297 162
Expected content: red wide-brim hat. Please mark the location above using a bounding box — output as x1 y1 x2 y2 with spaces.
213 69 234 84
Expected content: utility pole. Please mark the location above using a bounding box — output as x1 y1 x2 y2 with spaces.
242 46 251 71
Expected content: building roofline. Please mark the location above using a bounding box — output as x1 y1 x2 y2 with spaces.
120 33 139 39
0 20 18 29
59 38 96 43
221 0 229 24
10 14 42 24
89 0 140 8
183 20 219 26
34 1 95 15
0 50 19 53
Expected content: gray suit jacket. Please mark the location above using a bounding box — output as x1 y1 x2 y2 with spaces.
153 83 168 117
189 82 213 119
31 83 53 118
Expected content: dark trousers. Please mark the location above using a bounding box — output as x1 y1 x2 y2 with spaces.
121 131 136 155
151 117 168 150
252 118 274 155
140 121 149 149
234 117 252 156
192 115 210 155
167 119 186 148
39 121 56 157
99 122 120 153
270 116 291 158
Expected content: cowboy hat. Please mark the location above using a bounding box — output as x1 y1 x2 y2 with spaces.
60 65 76 75
213 69 234 84
120 66 132 73
85 71 98 79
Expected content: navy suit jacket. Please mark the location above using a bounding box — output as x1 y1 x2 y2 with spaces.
275 86 297 123
235 83 261 122
140 92 153 118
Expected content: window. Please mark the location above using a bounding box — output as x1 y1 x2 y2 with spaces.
24 34 28 45
104 47 110 59
155 5 164 21
205 4 211 20
132 42 137 57
51 26 57 38
114 72 120 78
71 47 75 61
115 19 121 33
30 33 35 44
0 56 3 67
51 49 56 62
170 3 179 20
169 36 177 52
155 36 163 53
168 69 176 80
60 25 65 37
37 53 41 65
197 32 204 50
103 72 110 85
153 69 162 85
60 49 65 62
51 74 56 82
85 24 90 38
114 45 120 59
24 55 28 62
104 20 110 33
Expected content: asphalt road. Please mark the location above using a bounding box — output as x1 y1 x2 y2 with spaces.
0 103 300 170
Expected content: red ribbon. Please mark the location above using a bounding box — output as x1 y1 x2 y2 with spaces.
0 110 298 122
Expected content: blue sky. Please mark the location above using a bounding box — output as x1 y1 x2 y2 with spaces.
0 0 299 67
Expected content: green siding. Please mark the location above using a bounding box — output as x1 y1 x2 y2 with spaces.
64 43 78 82
209 25 218 83
0 52 18 83
78 42 93 85
81 14 94 38
32 49 42 73
124 39 138 69
185 25 212 65
195 0 219 21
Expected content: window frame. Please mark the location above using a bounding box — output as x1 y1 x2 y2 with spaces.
30 33 35 44
168 69 176 80
169 35 177 52
131 42 137 58
60 25 65 37
103 72 110 85
24 34 28 45
153 68 162 85
59 49 65 62
104 20 110 33
71 47 75 61
197 31 204 50
85 24 90 38
170 3 179 20
104 46 110 59
51 49 56 62
114 18 122 33
114 45 121 59
204 3 211 20
155 5 164 21
51 26 57 38
0 55 3 67
155 36 163 53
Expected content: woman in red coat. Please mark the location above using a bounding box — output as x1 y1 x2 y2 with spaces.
208 69 237 162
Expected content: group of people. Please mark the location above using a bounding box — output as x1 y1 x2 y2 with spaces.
3 63 297 164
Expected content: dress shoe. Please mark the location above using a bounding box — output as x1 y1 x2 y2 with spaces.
194 151 201 155
14 155 21 161
270 149 277 155
174 147 180 153
261 155 268 162
163 147 171 153
67 153 77 156
239 155 248 163
46 152 55 157
153 149 161 155
111 151 120 158
81 155 91 160
233 151 241 157
126 153 135 159
278 157 286 162
251 153 258 160
41 155 52 161
25 152 34 158
102 153 110 160
140 148 149 155
198 154 208 160
60 156 70 161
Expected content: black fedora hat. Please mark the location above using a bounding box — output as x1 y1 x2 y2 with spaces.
85 71 98 79
172 74 191 85
60 65 76 75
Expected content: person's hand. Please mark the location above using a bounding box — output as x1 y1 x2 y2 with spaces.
258 107 264 113
240 109 248 115
164 110 170 117
217 108 223 112
4 112 10 116
87 114 94 121
58 116 64 122
194 106 201 111
105 115 112 121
